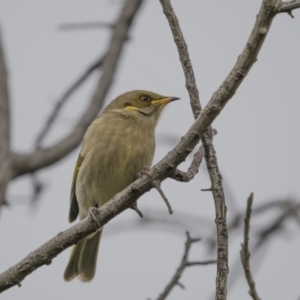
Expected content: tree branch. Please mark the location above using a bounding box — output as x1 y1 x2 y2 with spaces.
0 0 297 293
170 129 216 182
276 0 300 15
0 26 13 207
240 193 261 300
11 0 144 177
170 144 205 182
159 1 228 298
155 232 216 300
34 55 106 149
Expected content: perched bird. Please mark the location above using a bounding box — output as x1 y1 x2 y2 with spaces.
64 90 179 282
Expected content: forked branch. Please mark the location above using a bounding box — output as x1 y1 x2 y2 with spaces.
156 232 216 300
0 0 299 294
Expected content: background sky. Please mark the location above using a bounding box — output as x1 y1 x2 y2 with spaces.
0 1 299 299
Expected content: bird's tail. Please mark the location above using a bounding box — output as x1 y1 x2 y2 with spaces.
64 230 102 282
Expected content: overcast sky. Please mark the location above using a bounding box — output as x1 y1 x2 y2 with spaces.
0 1 299 300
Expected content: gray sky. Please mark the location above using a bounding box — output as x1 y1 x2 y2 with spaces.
0 1 299 299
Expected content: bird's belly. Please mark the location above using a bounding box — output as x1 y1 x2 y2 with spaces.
76 133 154 219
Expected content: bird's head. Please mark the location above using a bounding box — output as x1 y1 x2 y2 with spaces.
104 90 180 125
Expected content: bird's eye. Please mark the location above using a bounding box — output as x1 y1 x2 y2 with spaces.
140 95 151 102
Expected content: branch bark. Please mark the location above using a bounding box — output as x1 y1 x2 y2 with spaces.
159 1 228 299
156 232 216 300
276 0 300 14
11 0 144 177
240 193 261 300
0 0 297 294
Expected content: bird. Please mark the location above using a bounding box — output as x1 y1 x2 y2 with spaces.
63 90 180 282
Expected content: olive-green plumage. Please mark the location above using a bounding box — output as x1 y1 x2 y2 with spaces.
64 90 179 282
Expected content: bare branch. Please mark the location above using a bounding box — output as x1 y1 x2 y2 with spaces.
0 0 295 293
240 193 261 300
159 1 228 298
153 181 173 214
34 55 106 148
129 202 144 218
201 129 229 299
159 0 201 118
170 145 204 182
170 129 217 183
0 27 13 207
0 29 10 147
155 232 216 300
255 201 300 250
276 0 300 14
11 0 144 178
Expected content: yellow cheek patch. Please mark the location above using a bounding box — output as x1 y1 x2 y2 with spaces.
124 106 139 111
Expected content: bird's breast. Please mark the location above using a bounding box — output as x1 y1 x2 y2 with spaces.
76 114 155 215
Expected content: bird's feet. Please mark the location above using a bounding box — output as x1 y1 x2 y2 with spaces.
137 166 151 179
88 205 100 226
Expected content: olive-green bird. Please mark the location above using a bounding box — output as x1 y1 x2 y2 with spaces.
64 90 179 282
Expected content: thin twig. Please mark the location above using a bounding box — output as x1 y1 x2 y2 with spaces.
156 232 216 300
170 145 204 182
0 0 298 293
159 1 228 299
34 56 106 148
29 55 106 203
171 129 217 183
153 181 173 214
0 27 13 208
129 202 144 218
255 202 300 250
201 129 228 299
240 193 260 300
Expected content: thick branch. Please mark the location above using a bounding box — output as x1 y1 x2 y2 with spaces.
159 1 228 299
240 193 261 300
0 0 293 293
11 0 144 177
156 232 216 300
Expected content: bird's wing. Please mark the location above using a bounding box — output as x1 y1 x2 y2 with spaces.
68 154 85 223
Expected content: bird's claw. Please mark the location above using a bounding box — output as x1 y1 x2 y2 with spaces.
88 206 100 226
137 166 151 179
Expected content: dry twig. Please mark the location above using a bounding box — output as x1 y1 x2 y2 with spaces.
153 181 173 215
156 232 216 300
159 1 228 298
0 28 11 207
34 55 106 149
240 193 261 300
0 0 299 293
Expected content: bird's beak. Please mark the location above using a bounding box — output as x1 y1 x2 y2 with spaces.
151 96 180 105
